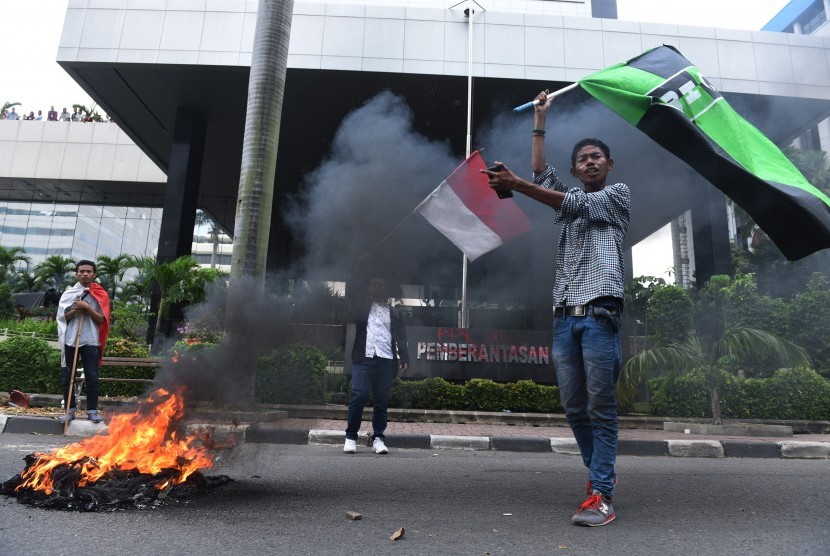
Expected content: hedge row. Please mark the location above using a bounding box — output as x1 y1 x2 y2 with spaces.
251 346 564 413
648 367 830 420
0 336 155 399
4 336 829 421
390 377 562 414
0 336 61 395
100 338 155 397
256 343 328 404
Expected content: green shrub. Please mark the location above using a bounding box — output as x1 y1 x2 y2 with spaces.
647 285 694 346
507 380 562 413
255 343 328 404
390 377 426 409
748 368 830 420
787 274 830 378
0 283 14 319
323 372 350 404
389 378 560 413
465 378 509 412
648 367 830 420
648 373 710 418
419 378 466 410
389 378 466 410
169 339 219 355
108 300 152 341
0 317 58 336
324 372 349 395
99 338 154 398
0 336 61 394
647 369 743 419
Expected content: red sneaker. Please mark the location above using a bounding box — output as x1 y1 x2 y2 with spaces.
572 491 616 527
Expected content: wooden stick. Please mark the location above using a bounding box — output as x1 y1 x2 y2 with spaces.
63 315 85 435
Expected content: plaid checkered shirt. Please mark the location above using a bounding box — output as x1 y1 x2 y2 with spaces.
533 164 630 308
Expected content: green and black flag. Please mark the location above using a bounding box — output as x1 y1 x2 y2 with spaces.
578 45 830 261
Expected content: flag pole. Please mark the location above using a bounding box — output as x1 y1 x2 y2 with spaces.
512 82 579 113
459 0 476 329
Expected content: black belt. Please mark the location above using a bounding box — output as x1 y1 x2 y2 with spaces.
554 300 621 318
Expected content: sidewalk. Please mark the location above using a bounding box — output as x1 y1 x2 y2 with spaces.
236 409 830 459
2 399 828 459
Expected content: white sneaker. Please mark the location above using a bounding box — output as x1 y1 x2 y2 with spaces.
344 439 357 453
372 438 389 454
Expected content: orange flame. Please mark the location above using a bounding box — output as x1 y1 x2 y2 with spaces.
15 388 212 495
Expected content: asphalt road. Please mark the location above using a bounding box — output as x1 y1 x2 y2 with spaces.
0 433 828 556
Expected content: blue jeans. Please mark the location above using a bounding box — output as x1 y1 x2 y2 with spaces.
553 309 622 498
62 344 100 411
346 357 396 441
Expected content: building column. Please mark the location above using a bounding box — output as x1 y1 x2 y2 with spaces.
149 107 206 345
817 118 830 152
690 184 732 287
157 107 206 262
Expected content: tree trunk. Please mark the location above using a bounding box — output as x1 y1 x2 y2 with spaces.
209 227 219 269
225 0 293 402
228 0 292 290
709 383 722 425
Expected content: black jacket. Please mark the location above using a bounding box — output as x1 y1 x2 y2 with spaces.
349 298 410 365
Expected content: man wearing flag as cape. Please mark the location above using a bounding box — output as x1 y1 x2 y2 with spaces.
57 260 111 425
484 92 630 527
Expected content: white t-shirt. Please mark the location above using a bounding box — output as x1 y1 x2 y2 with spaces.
364 302 393 359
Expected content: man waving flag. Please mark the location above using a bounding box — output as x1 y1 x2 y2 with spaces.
523 45 830 260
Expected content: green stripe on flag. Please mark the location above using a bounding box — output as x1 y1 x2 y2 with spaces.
578 64 660 126
572 45 830 260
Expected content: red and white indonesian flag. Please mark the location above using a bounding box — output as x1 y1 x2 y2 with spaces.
416 151 531 261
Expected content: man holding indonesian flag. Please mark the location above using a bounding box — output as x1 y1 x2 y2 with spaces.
56 260 111 425
483 90 630 527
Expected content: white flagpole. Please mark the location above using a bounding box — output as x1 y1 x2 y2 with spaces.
512 82 579 113
459 0 475 329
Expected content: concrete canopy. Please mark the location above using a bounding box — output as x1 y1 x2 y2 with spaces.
18 1 830 295
57 61 830 252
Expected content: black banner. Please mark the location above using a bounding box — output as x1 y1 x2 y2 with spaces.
346 325 554 384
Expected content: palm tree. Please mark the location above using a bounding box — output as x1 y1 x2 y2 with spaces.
72 103 104 122
228 0 292 294
96 254 132 300
34 255 75 291
195 210 222 269
121 256 156 305
9 268 41 293
129 255 222 340
226 0 294 400
0 246 30 282
1 101 21 117
621 326 807 424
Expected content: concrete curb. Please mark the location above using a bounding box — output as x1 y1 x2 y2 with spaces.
550 438 580 455
667 439 725 458
778 441 830 459
430 435 490 451
2 417 829 459
285 429 830 459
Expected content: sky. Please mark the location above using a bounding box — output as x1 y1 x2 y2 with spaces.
0 0 794 280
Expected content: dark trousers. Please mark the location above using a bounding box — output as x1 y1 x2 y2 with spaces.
345 357 396 441
62 344 100 411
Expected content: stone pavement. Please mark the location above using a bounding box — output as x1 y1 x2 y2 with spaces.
2 400 828 460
